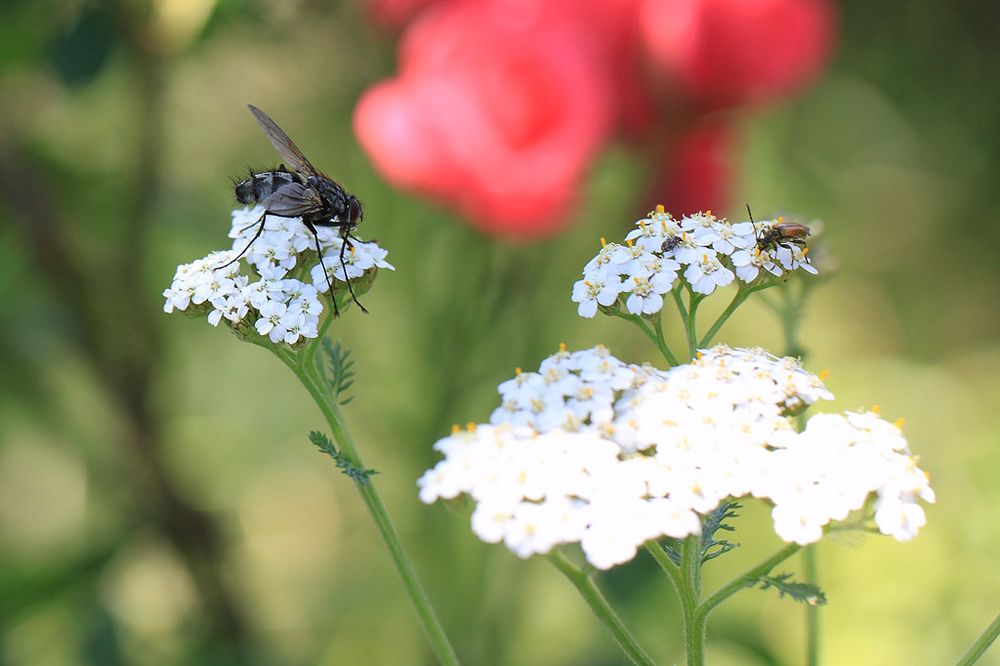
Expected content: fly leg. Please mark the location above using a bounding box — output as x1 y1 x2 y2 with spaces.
304 219 340 317
339 232 368 314
217 210 267 269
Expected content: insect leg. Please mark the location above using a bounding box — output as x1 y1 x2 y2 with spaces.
304 219 340 317
218 210 267 268
338 232 368 314
235 217 263 234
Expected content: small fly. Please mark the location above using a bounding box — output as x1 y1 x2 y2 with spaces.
222 105 366 316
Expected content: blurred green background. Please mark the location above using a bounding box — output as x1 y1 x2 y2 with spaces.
1 1 998 664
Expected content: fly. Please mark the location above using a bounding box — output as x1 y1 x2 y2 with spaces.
223 105 367 316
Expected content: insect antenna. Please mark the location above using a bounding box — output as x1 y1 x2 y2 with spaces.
746 203 762 248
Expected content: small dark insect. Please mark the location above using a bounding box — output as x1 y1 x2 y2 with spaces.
660 235 681 254
747 204 810 254
222 104 366 316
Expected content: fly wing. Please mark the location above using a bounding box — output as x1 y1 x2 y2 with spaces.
248 104 318 176
260 182 323 217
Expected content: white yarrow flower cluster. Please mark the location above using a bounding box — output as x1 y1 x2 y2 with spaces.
572 206 818 318
163 206 394 344
419 345 933 569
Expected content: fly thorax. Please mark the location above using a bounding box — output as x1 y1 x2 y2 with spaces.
310 177 348 217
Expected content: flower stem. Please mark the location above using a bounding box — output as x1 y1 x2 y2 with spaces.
804 545 819 665
547 550 655 666
680 535 705 665
644 541 681 586
699 287 749 349
280 348 460 666
672 286 688 320
770 279 819 661
612 310 678 366
698 284 772 349
653 313 680 366
685 292 703 359
956 613 1000 666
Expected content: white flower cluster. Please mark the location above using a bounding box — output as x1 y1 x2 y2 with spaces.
163 207 393 344
419 345 933 569
572 206 817 318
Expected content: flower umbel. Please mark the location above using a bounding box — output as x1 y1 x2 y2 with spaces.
420 345 933 569
163 206 394 345
572 207 817 318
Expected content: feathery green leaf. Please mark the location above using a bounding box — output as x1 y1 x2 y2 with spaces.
309 430 377 485
751 572 827 606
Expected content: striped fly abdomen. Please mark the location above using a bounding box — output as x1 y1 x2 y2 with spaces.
234 169 298 205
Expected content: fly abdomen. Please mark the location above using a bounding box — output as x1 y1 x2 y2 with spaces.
234 169 297 205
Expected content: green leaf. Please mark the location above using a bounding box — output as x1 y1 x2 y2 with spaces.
308 430 376 485
751 572 828 606
701 501 741 564
321 339 357 406
658 538 682 566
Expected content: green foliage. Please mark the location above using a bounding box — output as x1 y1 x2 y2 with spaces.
659 501 741 567
308 430 377 485
701 501 741 564
320 338 356 406
47 5 116 87
751 572 828 607
658 541 681 566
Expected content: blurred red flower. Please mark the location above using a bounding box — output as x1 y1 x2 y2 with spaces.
357 0 835 236
365 0 447 29
355 1 615 237
639 0 836 108
646 119 735 217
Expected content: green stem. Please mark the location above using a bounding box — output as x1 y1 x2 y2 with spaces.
644 541 681 587
773 280 816 662
680 535 705 665
685 292 703 360
672 286 688 321
804 545 819 666
281 350 460 666
699 542 801 617
653 313 680 366
956 613 1000 666
698 287 757 349
303 308 337 376
612 309 678 366
547 551 655 666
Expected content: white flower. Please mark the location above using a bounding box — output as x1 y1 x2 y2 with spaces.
572 276 623 318
874 496 927 541
254 300 288 342
625 220 667 252
624 273 673 315
420 345 933 569
610 242 655 277
165 206 393 345
572 207 818 318
684 254 735 295
583 240 620 277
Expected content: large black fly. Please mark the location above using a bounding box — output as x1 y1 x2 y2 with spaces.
221 105 367 316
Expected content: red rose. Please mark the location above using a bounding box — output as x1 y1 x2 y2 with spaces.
354 0 614 237
639 0 836 108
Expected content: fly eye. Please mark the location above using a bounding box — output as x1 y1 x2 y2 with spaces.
349 198 362 224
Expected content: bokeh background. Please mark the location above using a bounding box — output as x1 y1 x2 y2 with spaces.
1 0 998 664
